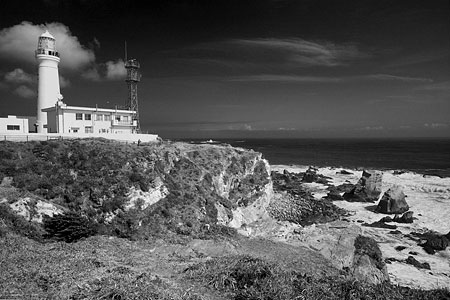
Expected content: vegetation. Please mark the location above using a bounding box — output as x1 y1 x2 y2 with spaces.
186 255 450 300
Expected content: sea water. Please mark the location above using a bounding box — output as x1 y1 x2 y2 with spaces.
221 138 450 178
186 137 450 289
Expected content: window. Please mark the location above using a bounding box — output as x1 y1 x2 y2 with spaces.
115 115 121 121
104 115 111 121
96 114 103 121
71 128 79 133
85 114 92 120
85 126 93 133
123 116 129 122
6 125 20 131
76 113 83 120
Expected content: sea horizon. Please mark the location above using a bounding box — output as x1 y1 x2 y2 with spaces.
180 137 450 178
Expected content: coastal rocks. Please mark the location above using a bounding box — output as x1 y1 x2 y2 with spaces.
124 177 169 211
352 235 390 284
302 166 331 184
421 235 449 254
376 185 409 214
343 170 383 202
379 211 414 224
324 186 344 200
296 223 389 284
405 256 431 270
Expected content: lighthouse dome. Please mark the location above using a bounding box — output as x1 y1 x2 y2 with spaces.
40 30 55 39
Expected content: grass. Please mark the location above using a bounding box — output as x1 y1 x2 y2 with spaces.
185 255 450 300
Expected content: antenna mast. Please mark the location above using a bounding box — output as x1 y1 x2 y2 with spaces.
124 46 141 133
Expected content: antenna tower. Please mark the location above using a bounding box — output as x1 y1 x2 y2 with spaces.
125 53 141 133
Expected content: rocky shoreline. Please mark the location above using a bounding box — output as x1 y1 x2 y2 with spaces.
1 140 449 296
268 164 450 290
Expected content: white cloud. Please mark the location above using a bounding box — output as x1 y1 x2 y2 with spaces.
4 68 35 84
361 126 384 131
0 21 95 72
233 38 367 66
424 123 448 128
105 59 126 80
364 74 433 83
230 74 341 83
59 75 71 88
81 68 101 81
13 85 35 99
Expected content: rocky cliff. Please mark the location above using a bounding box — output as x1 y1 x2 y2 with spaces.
0 139 271 238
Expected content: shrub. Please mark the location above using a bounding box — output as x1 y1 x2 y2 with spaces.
0 203 45 241
43 212 97 243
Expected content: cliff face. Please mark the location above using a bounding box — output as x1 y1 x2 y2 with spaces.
0 139 272 237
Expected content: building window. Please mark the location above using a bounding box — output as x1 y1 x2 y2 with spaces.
85 114 92 120
96 114 103 121
76 113 83 120
115 115 121 121
104 115 111 121
72 128 79 133
85 126 93 133
6 125 20 131
123 116 129 122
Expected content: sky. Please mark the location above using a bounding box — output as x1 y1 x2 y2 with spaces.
0 0 449 139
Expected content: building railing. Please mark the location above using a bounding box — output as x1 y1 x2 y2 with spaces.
112 120 135 126
1 132 159 143
35 48 60 57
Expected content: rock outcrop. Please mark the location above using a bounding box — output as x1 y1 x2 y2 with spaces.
343 170 383 202
376 185 409 214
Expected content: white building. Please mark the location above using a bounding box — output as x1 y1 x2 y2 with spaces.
0 116 30 133
0 29 157 142
43 101 137 134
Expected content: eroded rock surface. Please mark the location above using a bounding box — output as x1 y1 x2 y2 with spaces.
343 170 383 202
376 185 409 214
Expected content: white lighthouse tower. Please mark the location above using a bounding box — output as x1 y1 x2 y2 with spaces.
35 30 61 133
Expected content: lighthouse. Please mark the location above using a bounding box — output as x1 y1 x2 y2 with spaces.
35 30 61 133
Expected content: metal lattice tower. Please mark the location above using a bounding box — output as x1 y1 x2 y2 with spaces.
125 58 141 133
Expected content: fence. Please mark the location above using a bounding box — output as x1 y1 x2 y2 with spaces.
1 132 159 143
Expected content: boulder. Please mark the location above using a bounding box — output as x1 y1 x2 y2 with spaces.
324 187 344 200
343 170 383 202
338 170 353 175
376 185 409 214
405 256 431 270
302 166 330 184
379 211 414 224
422 235 449 254
351 235 390 284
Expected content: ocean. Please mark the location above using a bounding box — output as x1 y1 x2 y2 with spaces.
185 138 450 178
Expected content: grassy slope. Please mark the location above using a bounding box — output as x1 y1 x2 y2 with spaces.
1 139 450 299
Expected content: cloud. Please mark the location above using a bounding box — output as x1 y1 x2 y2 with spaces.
4 68 35 84
0 21 95 72
0 22 125 83
175 37 368 68
363 74 433 83
59 75 71 88
13 85 36 99
105 59 126 80
361 126 384 131
416 81 450 91
228 73 432 84
232 38 367 67
424 123 448 128
81 59 126 81
229 74 341 83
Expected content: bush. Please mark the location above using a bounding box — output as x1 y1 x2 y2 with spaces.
43 212 97 243
0 203 45 241
185 255 450 300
